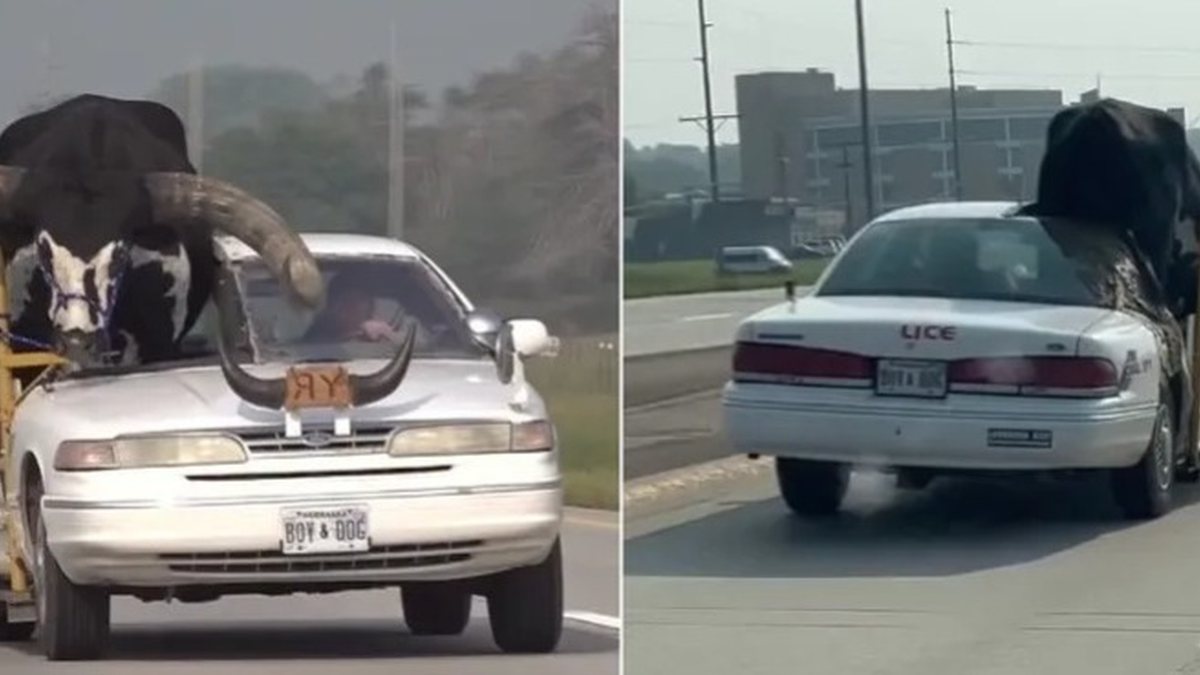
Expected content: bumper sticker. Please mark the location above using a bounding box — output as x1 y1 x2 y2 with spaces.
988 428 1053 448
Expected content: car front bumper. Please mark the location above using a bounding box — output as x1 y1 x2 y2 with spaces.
723 383 1159 471
41 481 562 588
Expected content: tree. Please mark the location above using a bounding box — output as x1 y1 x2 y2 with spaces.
148 65 328 144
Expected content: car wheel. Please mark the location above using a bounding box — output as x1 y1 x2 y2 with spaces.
0 603 35 642
1112 391 1175 520
487 538 563 654
895 468 934 490
776 457 849 516
1174 408 1200 483
402 584 472 636
33 497 110 660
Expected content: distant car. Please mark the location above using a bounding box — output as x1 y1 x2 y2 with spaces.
793 237 846 259
715 246 793 275
723 201 1198 521
4 233 564 660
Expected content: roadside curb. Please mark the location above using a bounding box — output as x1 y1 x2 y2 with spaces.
624 455 774 521
564 506 618 529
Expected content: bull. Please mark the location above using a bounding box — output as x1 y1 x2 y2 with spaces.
1020 97 1200 313
0 94 412 408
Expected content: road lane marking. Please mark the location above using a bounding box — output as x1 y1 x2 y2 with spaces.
680 312 733 322
565 611 621 631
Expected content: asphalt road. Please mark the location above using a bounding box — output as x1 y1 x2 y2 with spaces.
626 467 1200 675
625 288 794 357
624 288 808 473
0 511 618 674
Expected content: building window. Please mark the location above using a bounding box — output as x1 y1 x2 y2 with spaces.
813 126 863 148
1008 115 1052 141
959 118 1006 142
877 121 942 146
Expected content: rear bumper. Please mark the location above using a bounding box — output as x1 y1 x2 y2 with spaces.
42 482 561 588
723 383 1158 471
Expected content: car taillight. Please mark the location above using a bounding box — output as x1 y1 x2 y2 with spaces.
732 341 872 385
948 356 1118 397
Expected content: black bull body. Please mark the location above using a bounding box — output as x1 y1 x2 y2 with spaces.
0 94 414 408
1022 97 1200 461
1021 97 1200 314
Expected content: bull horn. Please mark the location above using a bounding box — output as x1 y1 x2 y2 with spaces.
349 321 417 406
0 166 25 221
215 320 417 410
143 172 324 308
215 320 287 409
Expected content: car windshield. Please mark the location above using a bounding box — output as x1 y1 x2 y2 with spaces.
815 216 1149 308
234 256 488 363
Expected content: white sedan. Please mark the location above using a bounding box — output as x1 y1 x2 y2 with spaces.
1 233 563 660
723 201 1197 520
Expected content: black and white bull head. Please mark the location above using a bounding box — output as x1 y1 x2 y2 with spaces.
0 165 416 409
0 167 324 365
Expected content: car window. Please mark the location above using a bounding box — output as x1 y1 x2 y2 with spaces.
815 216 1136 308
723 252 761 264
234 256 488 362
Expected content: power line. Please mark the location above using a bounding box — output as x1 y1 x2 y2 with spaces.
953 38 1200 56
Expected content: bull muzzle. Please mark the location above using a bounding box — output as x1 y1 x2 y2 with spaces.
56 328 110 367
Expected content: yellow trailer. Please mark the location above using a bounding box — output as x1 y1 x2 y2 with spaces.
0 249 68 637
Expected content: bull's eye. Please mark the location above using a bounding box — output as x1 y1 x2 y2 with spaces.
109 248 128 277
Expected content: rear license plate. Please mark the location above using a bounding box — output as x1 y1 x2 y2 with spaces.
281 505 370 555
876 359 947 398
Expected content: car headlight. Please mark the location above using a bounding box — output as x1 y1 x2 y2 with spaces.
54 435 248 471
387 421 555 457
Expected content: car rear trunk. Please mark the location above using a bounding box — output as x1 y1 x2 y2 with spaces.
734 296 1121 399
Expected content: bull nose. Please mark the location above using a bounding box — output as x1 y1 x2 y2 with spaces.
57 330 104 364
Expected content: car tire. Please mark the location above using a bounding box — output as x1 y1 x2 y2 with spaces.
34 504 110 660
402 584 472 636
487 538 563 654
895 468 934 491
1112 390 1175 520
0 604 35 642
776 457 849 516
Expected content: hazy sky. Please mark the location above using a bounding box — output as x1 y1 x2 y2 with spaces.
0 0 597 126
626 0 1200 146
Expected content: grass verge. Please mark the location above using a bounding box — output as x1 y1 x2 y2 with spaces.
526 335 618 510
625 258 830 298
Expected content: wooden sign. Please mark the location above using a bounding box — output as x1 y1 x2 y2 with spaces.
285 365 352 410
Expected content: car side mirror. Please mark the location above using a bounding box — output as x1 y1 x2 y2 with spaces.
507 319 559 358
467 308 503 347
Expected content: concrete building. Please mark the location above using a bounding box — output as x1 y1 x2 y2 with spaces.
735 69 1072 227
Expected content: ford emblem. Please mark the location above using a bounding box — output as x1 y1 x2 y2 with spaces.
301 431 334 448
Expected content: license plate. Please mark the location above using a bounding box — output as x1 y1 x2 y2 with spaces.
876 359 947 398
281 505 370 555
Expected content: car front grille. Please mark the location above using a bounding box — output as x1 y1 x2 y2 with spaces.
236 426 396 456
159 540 483 574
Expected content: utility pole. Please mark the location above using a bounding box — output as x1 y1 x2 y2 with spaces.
774 131 790 201
696 0 721 202
387 19 405 240
187 54 205 173
944 8 963 200
837 144 854 231
853 0 876 219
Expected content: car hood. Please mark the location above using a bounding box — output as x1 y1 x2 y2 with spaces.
15 358 547 440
